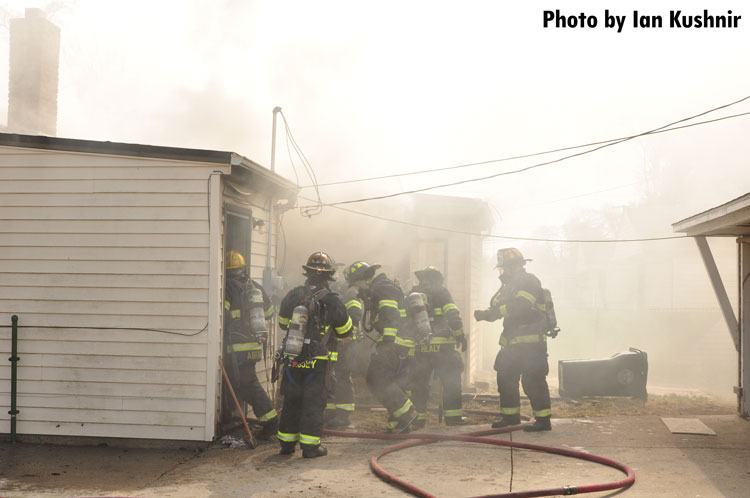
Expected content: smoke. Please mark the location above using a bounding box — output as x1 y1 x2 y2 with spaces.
2 0 749 400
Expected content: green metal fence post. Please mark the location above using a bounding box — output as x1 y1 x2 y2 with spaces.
9 315 19 443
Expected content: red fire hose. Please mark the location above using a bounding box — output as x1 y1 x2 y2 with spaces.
324 425 635 497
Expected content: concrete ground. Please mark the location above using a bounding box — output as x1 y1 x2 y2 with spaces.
1 414 749 497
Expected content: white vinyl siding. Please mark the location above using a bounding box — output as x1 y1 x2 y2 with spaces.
0 145 230 441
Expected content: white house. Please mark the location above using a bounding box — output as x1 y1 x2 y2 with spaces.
0 132 296 442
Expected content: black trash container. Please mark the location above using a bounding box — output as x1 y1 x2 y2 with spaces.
558 347 648 400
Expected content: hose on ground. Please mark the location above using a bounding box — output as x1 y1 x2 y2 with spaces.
324 425 635 498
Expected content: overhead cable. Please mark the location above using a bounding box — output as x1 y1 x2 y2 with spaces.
296 193 686 243
301 109 750 189
279 110 324 217
296 96 750 208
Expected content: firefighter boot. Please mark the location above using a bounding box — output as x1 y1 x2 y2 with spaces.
393 410 418 434
491 415 521 428
279 442 296 455
523 416 552 432
302 445 328 458
323 408 337 427
411 415 427 430
259 418 278 440
327 411 352 429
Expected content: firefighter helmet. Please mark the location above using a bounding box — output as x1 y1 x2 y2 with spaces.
415 266 444 285
226 250 246 270
344 261 381 284
496 248 531 268
302 251 336 277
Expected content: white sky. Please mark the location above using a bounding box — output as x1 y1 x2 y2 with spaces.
1 0 749 238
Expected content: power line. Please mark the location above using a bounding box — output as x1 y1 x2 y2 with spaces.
0 323 208 336
302 109 749 209
506 181 642 210
296 193 687 243
296 96 750 202
279 111 324 217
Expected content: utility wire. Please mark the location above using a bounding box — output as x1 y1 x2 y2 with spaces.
0 323 208 336
283 129 301 186
303 110 750 208
279 111 324 217
506 181 642 210
296 193 687 243
297 97 750 207
303 110 750 189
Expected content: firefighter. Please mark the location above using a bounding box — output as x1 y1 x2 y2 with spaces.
223 250 278 439
345 261 418 433
324 264 364 428
474 248 552 432
276 252 353 458
408 266 468 428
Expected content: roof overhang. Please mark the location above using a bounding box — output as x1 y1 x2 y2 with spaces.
672 192 750 237
0 132 299 203
228 154 297 206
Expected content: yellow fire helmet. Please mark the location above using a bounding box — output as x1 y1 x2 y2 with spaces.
226 250 246 270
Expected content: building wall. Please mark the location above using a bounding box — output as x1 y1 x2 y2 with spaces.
407 233 484 388
0 145 230 441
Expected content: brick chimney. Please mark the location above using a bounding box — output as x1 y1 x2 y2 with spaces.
7 8 60 136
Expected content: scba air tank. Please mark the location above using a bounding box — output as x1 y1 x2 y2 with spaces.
247 287 268 335
285 305 308 357
407 292 431 340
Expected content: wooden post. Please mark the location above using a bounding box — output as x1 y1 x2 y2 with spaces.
694 236 739 350
218 356 257 449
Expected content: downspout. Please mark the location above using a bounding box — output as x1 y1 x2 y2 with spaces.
9 315 19 443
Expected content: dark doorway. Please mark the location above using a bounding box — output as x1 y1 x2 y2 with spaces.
224 206 253 271
220 204 253 432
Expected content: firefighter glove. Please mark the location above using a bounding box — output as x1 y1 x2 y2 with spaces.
474 309 489 321
456 334 467 352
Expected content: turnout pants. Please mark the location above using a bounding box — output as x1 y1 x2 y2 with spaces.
327 339 356 417
411 345 464 423
366 342 414 426
494 344 551 420
277 361 328 450
229 352 277 424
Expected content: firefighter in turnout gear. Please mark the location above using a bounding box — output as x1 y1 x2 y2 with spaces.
474 248 553 432
324 264 364 428
223 250 278 438
276 252 353 458
345 261 418 433
408 266 468 428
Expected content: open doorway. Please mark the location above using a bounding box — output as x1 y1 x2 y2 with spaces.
220 204 253 432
